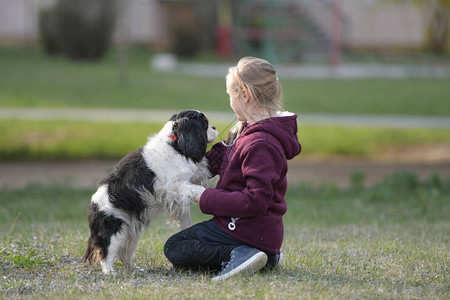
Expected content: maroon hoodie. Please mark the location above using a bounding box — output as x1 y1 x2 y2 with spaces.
199 112 301 254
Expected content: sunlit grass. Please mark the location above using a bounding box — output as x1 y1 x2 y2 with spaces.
0 173 448 298
0 47 449 116
1 119 450 160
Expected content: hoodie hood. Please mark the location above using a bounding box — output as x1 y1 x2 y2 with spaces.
241 111 301 160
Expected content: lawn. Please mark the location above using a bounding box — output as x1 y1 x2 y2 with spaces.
1 46 449 161
0 173 448 298
0 46 449 298
0 47 449 116
1 119 450 160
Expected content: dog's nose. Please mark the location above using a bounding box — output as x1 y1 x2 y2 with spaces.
212 126 216 130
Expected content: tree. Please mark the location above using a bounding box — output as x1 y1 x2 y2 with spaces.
393 0 450 53
425 0 450 52
56 0 117 60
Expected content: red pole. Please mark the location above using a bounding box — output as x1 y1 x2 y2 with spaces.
330 0 343 68
216 0 232 58
217 26 232 58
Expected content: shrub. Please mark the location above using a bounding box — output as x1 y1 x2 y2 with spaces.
172 28 201 58
38 7 62 55
55 0 117 61
350 171 366 191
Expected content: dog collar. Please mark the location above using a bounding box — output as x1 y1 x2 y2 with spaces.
168 135 178 141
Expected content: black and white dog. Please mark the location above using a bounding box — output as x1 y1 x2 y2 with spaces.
82 110 218 274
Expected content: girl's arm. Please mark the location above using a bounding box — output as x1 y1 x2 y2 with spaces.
199 142 284 218
205 142 225 177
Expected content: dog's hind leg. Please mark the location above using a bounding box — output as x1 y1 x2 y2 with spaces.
119 229 143 270
101 229 128 275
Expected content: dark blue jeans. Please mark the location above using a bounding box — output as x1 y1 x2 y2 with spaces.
164 219 244 271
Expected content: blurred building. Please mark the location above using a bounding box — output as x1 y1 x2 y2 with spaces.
0 0 166 44
0 0 429 56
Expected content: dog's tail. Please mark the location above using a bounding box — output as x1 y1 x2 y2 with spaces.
82 202 123 265
82 237 104 265
82 202 105 265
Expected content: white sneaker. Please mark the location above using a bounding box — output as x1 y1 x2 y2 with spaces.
212 245 268 281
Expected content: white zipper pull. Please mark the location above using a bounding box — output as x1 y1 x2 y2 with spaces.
228 217 240 231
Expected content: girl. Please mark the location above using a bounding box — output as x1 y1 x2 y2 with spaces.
164 57 301 281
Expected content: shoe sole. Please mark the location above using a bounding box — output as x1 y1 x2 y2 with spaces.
276 252 284 269
212 252 268 281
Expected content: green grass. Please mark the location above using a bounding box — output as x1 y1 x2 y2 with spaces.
0 120 163 160
0 173 449 298
0 47 449 116
1 119 450 160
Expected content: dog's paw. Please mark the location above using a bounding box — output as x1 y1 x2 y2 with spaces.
101 261 116 275
102 267 116 275
189 185 206 197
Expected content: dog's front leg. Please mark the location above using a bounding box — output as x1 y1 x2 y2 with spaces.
101 230 127 275
180 211 192 229
185 183 206 199
176 183 203 229
118 229 143 271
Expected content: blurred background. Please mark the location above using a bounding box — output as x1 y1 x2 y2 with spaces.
0 0 449 188
2 0 450 62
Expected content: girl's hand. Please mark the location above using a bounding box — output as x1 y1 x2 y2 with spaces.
194 195 201 202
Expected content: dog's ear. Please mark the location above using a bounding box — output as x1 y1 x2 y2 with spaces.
173 118 207 162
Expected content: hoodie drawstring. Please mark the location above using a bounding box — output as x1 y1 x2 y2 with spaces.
228 217 240 231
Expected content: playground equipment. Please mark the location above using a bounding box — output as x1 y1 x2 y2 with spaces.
231 0 345 64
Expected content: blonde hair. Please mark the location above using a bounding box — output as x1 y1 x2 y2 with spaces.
227 56 283 117
225 57 283 144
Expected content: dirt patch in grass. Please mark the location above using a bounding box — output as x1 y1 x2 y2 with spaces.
290 144 450 187
0 145 449 189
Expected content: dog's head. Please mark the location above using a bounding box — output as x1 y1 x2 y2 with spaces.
167 110 218 162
